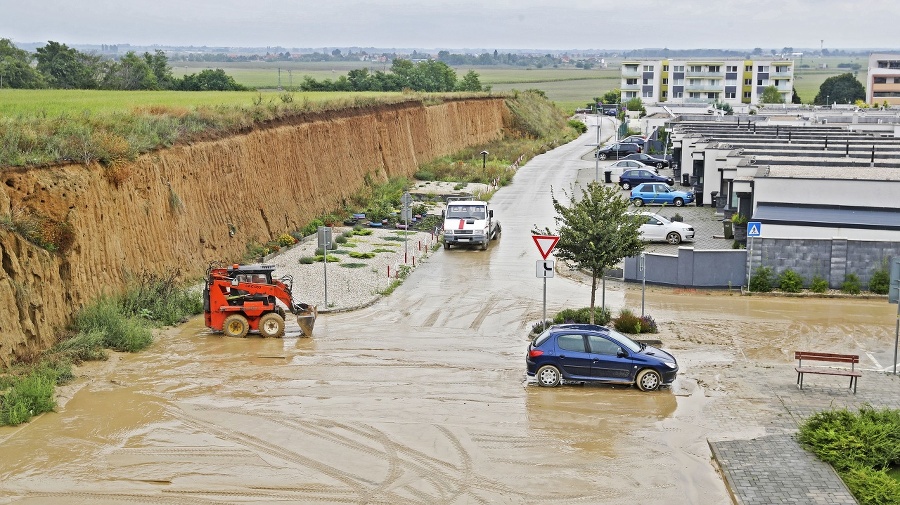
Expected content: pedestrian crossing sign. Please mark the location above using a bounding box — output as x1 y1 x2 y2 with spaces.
747 221 762 237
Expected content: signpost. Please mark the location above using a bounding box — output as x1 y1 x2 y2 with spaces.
746 221 761 288
532 235 560 331
890 257 899 374
317 226 333 306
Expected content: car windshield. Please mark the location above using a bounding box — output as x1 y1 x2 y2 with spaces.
447 205 485 219
605 329 643 352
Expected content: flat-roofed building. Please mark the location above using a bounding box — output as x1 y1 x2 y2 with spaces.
621 59 794 106
866 53 900 106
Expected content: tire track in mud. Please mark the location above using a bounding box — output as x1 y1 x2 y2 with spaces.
20 491 219 505
166 406 399 504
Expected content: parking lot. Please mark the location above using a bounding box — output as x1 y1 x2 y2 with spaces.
578 149 734 254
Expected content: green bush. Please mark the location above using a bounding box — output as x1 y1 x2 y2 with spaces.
553 306 611 326
810 275 829 293
119 270 203 326
51 329 108 363
869 266 890 295
0 359 72 426
749 266 774 292
778 269 804 293
567 119 588 134
842 273 862 295
639 315 658 334
613 308 642 334
799 407 900 504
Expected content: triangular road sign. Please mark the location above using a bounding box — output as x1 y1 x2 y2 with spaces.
532 235 560 260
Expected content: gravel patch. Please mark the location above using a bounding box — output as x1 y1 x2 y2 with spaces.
266 226 440 312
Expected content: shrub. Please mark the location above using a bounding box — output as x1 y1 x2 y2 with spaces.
869 266 890 295
778 269 804 293
277 233 297 247
810 275 829 293
567 119 588 134
0 369 57 425
348 251 375 259
73 296 153 352
52 329 108 363
842 273 861 295
613 308 642 334
553 306 610 326
299 256 316 264
639 315 658 333
749 266 773 292
119 269 203 326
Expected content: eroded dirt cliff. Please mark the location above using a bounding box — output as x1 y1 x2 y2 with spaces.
0 97 509 365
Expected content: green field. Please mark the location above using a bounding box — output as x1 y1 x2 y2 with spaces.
0 55 867 118
0 88 403 116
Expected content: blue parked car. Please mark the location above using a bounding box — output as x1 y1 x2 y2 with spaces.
618 169 674 190
526 324 678 391
630 183 695 207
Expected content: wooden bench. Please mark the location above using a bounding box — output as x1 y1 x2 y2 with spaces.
795 351 861 394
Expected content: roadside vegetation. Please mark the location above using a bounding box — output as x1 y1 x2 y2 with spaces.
747 261 892 296
0 269 202 426
800 406 900 505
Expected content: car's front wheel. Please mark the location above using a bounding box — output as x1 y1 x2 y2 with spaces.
656 162 664 169
673 198 684 207
666 232 682 245
597 153 608 160
632 198 644 207
636 369 662 391
621 182 632 190
536 365 561 387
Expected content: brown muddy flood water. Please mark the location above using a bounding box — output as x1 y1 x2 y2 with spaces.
2 133 897 504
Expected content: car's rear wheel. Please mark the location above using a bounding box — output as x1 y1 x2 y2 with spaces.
636 369 662 391
666 232 682 245
536 365 561 387
621 182 632 190
598 153 608 160
656 162 664 169
632 198 644 207
673 198 684 207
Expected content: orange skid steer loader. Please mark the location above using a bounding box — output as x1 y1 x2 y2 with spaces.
203 263 317 337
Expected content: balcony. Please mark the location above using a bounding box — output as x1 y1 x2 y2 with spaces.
685 83 724 92
621 67 641 77
684 70 724 77
621 82 641 90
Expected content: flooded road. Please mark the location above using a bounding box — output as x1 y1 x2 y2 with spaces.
2 124 897 504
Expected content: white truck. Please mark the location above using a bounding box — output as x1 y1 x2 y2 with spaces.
441 198 501 250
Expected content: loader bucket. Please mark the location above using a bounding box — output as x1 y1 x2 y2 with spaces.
297 306 318 336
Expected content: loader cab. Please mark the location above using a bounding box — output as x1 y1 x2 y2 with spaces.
227 264 275 285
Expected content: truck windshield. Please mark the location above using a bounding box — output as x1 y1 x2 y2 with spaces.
447 205 485 219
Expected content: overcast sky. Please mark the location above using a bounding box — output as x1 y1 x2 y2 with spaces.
3 0 898 51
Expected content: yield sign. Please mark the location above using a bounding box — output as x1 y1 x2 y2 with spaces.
532 235 560 260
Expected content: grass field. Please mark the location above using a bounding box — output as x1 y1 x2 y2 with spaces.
0 55 867 118
0 89 403 116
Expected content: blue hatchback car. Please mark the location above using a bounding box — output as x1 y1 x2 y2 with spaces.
526 324 678 391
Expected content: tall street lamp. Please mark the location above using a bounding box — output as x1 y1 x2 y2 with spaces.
480 150 488 169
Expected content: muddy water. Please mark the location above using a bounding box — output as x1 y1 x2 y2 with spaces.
2 125 898 504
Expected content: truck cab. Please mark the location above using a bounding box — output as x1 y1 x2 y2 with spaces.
442 199 501 250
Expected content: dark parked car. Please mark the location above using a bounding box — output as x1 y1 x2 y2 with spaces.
595 142 641 160
526 324 678 391
618 169 674 190
620 135 646 147
621 153 670 169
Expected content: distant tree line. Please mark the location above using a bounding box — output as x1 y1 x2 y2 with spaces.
298 59 487 92
0 39 247 91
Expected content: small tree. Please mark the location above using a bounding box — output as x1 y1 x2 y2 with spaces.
814 73 865 105
760 85 785 104
534 183 644 324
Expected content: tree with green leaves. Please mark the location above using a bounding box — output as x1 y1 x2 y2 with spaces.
0 38 45 88
534 182 644 323
600 89 620 106
456 70 484 92
814 73 865 105
35 41 103 89
177 68 247 91
102 51 157 90
759 85 785 104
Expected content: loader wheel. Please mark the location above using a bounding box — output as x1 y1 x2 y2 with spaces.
223 314 249 338
259 313 285 338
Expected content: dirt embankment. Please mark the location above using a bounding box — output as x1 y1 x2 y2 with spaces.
0 97 510 365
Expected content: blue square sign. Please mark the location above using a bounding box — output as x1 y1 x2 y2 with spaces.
747 221 762 237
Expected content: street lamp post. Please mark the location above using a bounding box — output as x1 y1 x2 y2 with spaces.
595 102 601 182
481 150 488 169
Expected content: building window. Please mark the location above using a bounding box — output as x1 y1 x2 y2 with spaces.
725 92 736 99
662 65 669 71
626 78 638 85
689 65 702 72
745 65 752 72
743 91 751 98
675 91 683 98
757 65 769 72
643 65 654 72
662 78 669 85
643 91 654 98
674 65 684 72
726 65 738 72
662 90 668 98
744 79 752 85
708 65 720 72
643 78 652 85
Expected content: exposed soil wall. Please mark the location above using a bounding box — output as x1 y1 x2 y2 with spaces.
0 97 509 365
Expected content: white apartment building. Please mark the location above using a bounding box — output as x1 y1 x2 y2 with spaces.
866 53 900 106
620 59 794 106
